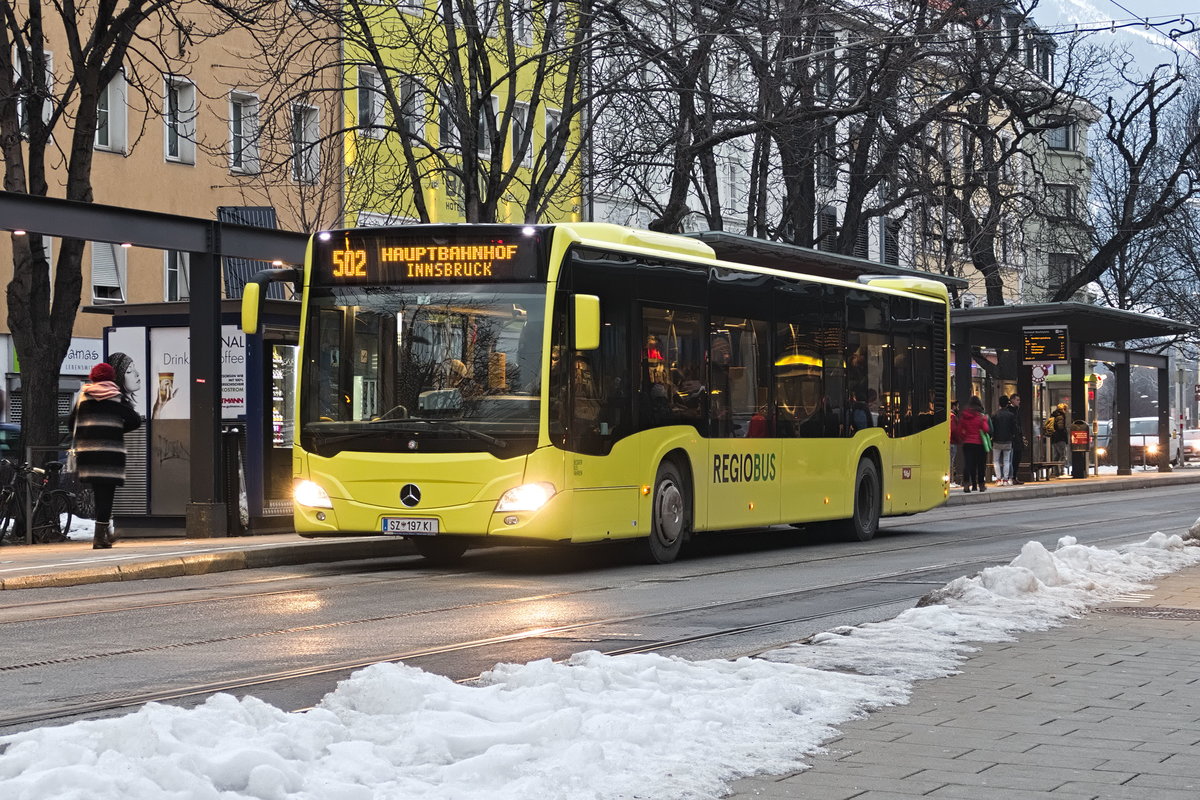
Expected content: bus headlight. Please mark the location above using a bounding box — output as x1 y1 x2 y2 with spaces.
1095 447 1106 458
295 480 333 509
495 482 556 512
1147 444 1159 455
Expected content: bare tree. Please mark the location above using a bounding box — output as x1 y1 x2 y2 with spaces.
1062 61 1200 303
234 0 595 225
0 1 192 452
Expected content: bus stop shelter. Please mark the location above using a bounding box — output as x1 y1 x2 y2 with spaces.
951 302 1195 479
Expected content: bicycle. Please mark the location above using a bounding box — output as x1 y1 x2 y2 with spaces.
0 459 75 544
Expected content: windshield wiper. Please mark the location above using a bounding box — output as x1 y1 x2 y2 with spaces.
400 417 509 449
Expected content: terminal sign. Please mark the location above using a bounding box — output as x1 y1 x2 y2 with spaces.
1023 325 1069 364
315 230 540 285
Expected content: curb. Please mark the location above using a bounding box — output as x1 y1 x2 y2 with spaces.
946 471 1200 505
0 538 412 591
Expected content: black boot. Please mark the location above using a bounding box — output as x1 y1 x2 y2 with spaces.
93 521 112 549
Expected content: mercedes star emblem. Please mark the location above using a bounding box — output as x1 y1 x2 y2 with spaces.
400 484 422 507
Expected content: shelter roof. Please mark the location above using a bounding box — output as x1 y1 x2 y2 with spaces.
687 231 969 289
952 302 1195 344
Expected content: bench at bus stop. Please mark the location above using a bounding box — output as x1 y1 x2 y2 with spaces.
1024 461 1058 481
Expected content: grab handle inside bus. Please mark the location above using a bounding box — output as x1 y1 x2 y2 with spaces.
574 294 601 351
241 267 301 335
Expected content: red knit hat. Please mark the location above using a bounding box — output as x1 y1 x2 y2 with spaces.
89 363 116 382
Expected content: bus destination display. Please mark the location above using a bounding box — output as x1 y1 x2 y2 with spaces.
1022 325 1069 364
314 231 541 285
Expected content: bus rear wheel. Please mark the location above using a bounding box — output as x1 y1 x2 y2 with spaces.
410 536 469 564
647 460 689 564
838 458 881 542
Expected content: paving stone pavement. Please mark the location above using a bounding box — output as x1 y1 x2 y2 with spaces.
724 566 1200 799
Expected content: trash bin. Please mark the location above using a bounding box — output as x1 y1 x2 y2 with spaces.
1070 420 1090 452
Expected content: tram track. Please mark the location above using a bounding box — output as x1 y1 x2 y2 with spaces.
0 525 1169 731
0 486 1187 627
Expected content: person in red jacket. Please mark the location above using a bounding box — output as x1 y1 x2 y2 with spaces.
958 395 991 492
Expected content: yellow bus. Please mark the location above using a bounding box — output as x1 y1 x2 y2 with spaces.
242 223 950 564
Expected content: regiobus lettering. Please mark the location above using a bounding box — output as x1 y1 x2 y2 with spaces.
713 453 777 483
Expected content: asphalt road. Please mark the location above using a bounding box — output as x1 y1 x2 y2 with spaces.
1 482 1196 735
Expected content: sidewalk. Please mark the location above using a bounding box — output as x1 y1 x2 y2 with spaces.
1 467 1197 591
725 562 1200 799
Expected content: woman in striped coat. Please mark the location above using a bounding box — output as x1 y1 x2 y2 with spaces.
69 362 141 548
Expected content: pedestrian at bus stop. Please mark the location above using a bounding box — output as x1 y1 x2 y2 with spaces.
68 362 141 549
1008 393 1025 484
949 400 963 488
958 395 991 493
991 395 1017 485
1046 402 1070 477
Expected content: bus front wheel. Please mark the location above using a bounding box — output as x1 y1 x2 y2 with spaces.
411 536 469 564
839 458 881 542
647 460 690 564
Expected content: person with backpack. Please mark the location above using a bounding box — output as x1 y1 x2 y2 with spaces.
991 395 1017 485
1046 403 1070 477
959 395 991 492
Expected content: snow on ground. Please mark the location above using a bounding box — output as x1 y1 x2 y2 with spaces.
2 531 1199 799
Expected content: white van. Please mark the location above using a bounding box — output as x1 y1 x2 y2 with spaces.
1129 417 1180 466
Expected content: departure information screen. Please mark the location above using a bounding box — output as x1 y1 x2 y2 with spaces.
311 226 546 285
1023 325 1069 364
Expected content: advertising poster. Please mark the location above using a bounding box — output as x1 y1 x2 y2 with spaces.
150 327 191 515
104 326 149 418
221 325 247 420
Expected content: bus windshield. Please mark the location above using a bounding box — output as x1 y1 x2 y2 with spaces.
301 284 546 456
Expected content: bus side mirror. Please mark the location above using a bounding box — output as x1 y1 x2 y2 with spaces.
574 294 601 351
242 282 262 335
241 266 301 336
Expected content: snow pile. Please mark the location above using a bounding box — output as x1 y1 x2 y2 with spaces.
1 533 1197 800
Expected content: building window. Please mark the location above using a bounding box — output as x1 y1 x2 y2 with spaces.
91 242 126 304
95 72 128 153
1047 183 1078 219
1048 253 1078 296
512 101 532 166
513 0 534 44
398 75 422 139
439 86 459 148
164 76 196 163
814 27 836 101
816 123 836 188
853 224 869 259
165 251 190 301
358 66 385 137
230 92 260 173
545 107 562 171
817 205 838 251
291 104 319 183
1046 121 1075 150
16 50 53 139
882 218 901 265
478 95 498 158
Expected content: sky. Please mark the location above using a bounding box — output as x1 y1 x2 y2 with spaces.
3 525 1200 799
1036 0 1200 64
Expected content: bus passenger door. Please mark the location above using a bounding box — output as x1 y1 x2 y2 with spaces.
705 316 780 529
559 293 639 542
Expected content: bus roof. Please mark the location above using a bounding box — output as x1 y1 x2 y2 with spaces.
554 222 950 304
